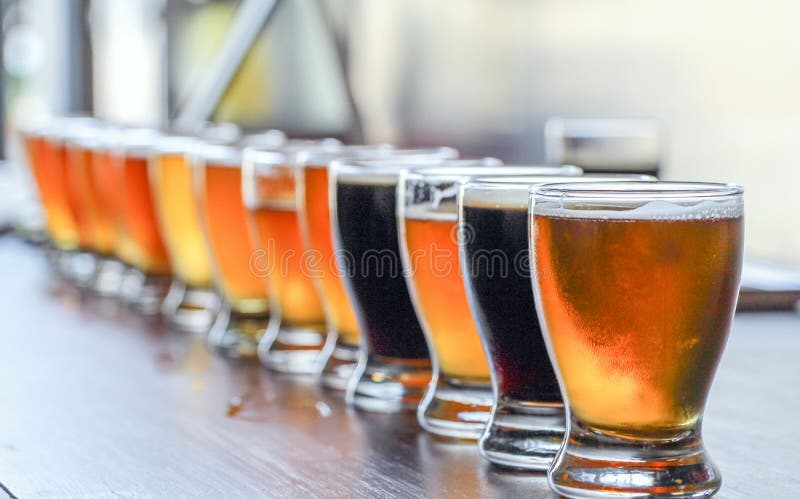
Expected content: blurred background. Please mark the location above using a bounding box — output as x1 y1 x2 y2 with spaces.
2 0 799 267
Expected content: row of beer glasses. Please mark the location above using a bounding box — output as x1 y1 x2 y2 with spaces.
328 159 741 497
20 116 744 498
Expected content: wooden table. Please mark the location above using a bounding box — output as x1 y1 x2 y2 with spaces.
0 237 797 498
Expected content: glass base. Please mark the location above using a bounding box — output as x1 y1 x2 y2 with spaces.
161 281 219 334
258 318 327 374
207 305 268 360
91 257 126 297
418 375 493 441
65 250 98 288
131 274 171 316
479 398 565 470
119 267 145 304
43 244 63 275
549 418 720 498
347 354 431 414
320 339 360 391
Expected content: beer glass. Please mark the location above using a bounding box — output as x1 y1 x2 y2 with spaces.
332 156 498 414
64 129 101 284
242 141 342 374
194 143 270 359
530 182 743 498
63 125 129 295
49 118 103 284
113 128 173 314
296 147 457 390
20 120 80 276
399 165 581 440
89 126 140 298
153 128 286 332
460 174 653 468
150 135 221 333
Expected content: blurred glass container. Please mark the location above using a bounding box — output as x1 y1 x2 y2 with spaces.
40 117 103 285
195 143 269 359
545 118 661 176
64 123 128 296
19 120 79 276
150 135 220 333
114 128 172 314
244 140 343 374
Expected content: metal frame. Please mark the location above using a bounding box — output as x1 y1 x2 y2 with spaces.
172 0 363 140
172 0 283 132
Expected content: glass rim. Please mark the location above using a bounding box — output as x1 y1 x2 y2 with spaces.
402 163 578 182
114 127 163 158
242 138 342 163
295 144 395 166
331 147 460 173
242 147 288 166
465 173 656 191
149 134 204 155
62 129 107 150
335 157 503 186
246 137 341 151
192 142 243 165
532 181 743 199
50 117 106 144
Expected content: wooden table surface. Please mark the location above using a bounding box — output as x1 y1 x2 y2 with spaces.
0 237 798 499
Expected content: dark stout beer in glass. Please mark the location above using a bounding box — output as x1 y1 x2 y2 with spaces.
331 155 469 413
461 174 653 469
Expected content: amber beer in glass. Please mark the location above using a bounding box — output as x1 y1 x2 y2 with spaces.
64 135 97 256
460 174 652 468
531 182 744 498
151 129 285 332
44 118 101 283
243 144 340 373
21 124 80 256
195 144 270 358
90 129 144 297
150 136 220 333
399 165 580 440
296 147 457 389
113 130 173 313
64 127 131 294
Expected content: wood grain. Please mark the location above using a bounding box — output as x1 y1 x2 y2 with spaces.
0 237 796 498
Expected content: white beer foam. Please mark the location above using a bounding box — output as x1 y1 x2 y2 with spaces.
336 171 401 186
403 206 458 221
461 185 530 210
534 198 743 221
462 175 655 210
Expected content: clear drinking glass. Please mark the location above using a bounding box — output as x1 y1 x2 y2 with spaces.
54 117 104 286
460 174 653 468
151 127 279 332
150 135 222 333
242 141 342 374
530 182 744 498
296 147 458 390
64 124 135 297
331 156 500 414
194 143 270 358
21 119 81 279
113 128 173 314
83 126 131 298
398 165 581 441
